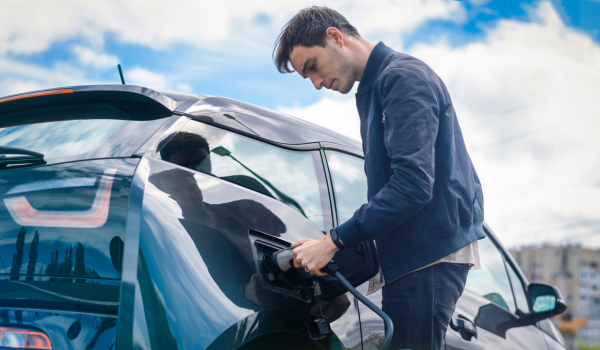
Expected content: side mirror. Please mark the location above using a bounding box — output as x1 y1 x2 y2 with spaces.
474 282 566 338
527 283 567 317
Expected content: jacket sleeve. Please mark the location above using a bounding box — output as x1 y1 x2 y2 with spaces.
334 67 439 247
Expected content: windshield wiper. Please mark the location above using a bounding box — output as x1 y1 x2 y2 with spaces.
0 146 46 170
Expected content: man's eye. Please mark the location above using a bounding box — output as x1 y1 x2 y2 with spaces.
311 64 315 71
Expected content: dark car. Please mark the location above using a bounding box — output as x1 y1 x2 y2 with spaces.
0 85 566 350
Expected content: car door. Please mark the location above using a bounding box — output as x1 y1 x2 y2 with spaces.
323 149 385 349
124 119 363 349
538 319 568 349
446 232 547 349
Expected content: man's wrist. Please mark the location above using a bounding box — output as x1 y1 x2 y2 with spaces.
324 234 339 253
329 228 346 250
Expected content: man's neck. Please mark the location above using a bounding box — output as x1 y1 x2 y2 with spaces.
347 37 376 82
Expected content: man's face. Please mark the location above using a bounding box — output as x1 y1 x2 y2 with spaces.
289 40 355 94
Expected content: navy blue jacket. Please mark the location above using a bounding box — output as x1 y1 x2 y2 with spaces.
334 42 485 282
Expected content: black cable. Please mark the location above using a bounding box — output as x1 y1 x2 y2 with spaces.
322 264 393 350
314 284 325 318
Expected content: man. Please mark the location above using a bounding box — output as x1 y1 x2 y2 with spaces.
273 7 485 350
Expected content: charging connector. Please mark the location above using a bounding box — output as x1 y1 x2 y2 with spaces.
263 250 394 350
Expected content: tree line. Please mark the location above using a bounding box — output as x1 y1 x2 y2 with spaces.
9 226 100 282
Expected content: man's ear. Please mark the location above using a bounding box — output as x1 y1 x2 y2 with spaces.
326 27 344 47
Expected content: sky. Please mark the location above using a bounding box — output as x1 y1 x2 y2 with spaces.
1 0 599 249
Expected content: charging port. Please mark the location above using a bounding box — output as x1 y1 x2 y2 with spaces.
249 230 314 303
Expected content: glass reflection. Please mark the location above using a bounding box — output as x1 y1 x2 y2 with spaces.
326 151 368 224
533 295 556 313
3 226 99 280
0 120 127 160
0 158 135 281
0 308 116 350
138 160 351 349
147 166 288 311
158 121 327 230
465 237 516 313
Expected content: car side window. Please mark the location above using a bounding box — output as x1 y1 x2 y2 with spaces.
505 259 529 314
465 236 517 313
325 151 368 224
158 120 332 230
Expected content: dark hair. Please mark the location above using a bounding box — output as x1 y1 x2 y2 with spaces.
273 6 360 74
158 131 210 161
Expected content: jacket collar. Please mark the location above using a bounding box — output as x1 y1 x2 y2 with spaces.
357 42 392 93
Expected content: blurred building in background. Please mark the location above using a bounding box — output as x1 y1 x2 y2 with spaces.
511 245 600 346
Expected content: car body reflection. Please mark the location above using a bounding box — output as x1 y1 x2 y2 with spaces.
0 159 136 316
0 308 116 350
131 158 355 349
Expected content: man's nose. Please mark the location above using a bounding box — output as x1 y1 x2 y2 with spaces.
310 75 324 90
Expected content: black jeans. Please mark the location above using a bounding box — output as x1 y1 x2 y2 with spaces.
381 262 470 350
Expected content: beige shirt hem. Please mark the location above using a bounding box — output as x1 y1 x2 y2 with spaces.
366 240 480 295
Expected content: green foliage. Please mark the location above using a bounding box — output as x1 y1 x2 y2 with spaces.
577 339 600 350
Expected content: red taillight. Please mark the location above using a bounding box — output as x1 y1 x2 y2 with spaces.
0 327 52 349
0 88 73 104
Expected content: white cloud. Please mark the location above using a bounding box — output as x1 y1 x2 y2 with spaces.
0 78 43 96
281 2 600 248
0 0 464 96
279 90 361 141
126 67 167 90
409 2 600 247
0 0 464 56
72 45 119 70
176 83 193 93
0 57 92 96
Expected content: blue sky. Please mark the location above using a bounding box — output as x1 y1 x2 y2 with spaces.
1 0 600 248
2 0 597 109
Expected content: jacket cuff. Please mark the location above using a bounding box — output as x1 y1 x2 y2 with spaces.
334 217 367 248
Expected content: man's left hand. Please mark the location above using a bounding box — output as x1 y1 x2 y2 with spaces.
291 234 339 276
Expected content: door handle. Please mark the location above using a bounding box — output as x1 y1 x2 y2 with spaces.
450 314 477 341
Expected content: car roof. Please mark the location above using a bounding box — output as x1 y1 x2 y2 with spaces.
161 91 362 151
0 85 362 152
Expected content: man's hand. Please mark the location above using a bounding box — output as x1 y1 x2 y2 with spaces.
291 234 339 276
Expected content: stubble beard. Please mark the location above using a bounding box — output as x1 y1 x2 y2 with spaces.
327 43 355 94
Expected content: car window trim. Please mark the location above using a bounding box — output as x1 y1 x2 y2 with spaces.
174 111 322 151
501 252 521 314
320 149 340 227
319 141 363 158
158 114 335 231
323 149 369 227
313 149 335 231
483 224 531 307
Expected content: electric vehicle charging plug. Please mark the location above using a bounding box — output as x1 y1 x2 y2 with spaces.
263 248 395 350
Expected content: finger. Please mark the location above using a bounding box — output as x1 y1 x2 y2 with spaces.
291 239 311 247
307 264 328 276
307 269 326 276
293 258 302 268
305 265 320 276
